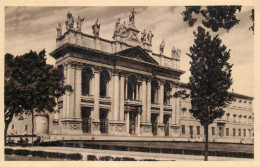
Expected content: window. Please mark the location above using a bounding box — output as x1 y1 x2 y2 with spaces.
212 127 215 135
226 128 229 136
24 125 28 131
182 125 185 134
238 129 241 136
197 126 200 135
163 82 171 105
82 67 93 95
11 125 14 129
189 126 193 135
151 80 159 104
243 129 246 137
233 128 236 136
100 70 110 97
226 113 230 122
249 129 251 137
233 115 236 122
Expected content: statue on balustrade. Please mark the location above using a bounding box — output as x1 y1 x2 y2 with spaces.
65 11 74 31
76 16 85 32
171 46 181 59
129 8 136 25
160 40 165 55
92 19 101 37
113 18 121 37
56 23 62 39
141 29 147 43
147 30 154 45
119 21 128 37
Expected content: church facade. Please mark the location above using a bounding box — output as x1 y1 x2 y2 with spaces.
7 10 254 144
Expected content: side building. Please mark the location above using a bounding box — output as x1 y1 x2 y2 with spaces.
7 11 254 144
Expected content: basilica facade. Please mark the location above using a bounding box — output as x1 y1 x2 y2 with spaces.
7 10 254 144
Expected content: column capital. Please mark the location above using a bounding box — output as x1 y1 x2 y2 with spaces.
111 69 120 76
159 79 165 86
119 70 127 77
93 66 101 73
146 76 152 82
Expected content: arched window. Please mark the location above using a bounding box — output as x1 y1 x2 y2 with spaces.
127 75 138 100
100 70 110 97
164 82 171 105
82 67 93 95
151 79 159 104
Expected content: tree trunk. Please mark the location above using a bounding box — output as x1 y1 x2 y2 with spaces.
32 110 34 146
204 124 209 161
4 124 8 146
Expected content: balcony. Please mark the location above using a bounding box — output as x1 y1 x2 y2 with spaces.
125 99 142 107
99 96 111 105
81 94 94 103
151 103 160 111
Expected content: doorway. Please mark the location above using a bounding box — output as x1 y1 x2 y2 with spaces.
151 113 158 136
100 109 108 134
129 111 137 134
163 115 170 136
82 107 91 133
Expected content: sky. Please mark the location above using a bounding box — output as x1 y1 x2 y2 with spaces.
5 6 254 96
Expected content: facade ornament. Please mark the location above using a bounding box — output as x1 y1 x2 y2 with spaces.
159 40 165 55
129 8 136 25
140 29 147 43
76 16 85 32
113 18 121 37
147 30 154 45
56 23 62 39
65 11 74 31
92 19 101 37
171 46 181 59
119 21 128 37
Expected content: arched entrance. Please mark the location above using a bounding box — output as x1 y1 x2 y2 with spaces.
81 107 91 133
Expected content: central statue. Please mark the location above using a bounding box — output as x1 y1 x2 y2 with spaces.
129 8 136 25
92 19 101 37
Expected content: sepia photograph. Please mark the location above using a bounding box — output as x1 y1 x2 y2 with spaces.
3 4 256 163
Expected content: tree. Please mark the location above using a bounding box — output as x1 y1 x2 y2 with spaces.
187 26 233 160
182 6 242 32
249 9 254 34
4 50 71 145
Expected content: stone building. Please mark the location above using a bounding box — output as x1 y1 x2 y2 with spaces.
7 10 254 143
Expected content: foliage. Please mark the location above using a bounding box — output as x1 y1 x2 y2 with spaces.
4 49 72 144
182 6 242 32
187 26 233 126
249 9 254 33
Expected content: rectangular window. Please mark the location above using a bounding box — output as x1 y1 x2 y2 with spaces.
11 125 14 129
197 126 200 135
249 129 251 137
238 129 241 136
182 125 185 134
212 127 215 135
243 129 246 137
233 128 236 136
226 128 229 136
189 126 193 135
24 125 28 131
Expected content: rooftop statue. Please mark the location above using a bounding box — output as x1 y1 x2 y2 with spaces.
119 21 128 37
160 40 165 55
147 30 154 45
171 46 181 58
113 18 121 37
76 16 85 32
92 19 101 37
129 8 136 25
56 23 62 39
141 29 147 43
65 11 74 31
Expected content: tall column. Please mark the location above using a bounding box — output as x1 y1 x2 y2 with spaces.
126 110 130 134
93 67 100 121
62 63 67 119
175 86 180 125
119 73 125 121
141 79 147 122
137 109 141 135
158 80 165 136
146 77 151 123
75 63 83 119
109 74 114 120
113 71 120 121
171 85 176 124
159 81 164 124
125 80 128 99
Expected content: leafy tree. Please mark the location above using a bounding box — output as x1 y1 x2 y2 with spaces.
249 9 254 34
4 50 71 145
187 26 233 160
182 6 242 32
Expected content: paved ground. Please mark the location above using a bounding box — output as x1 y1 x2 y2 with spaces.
5 146 252 161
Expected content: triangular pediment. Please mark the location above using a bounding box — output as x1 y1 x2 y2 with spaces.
114 46 159 65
